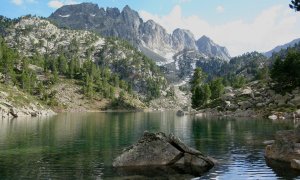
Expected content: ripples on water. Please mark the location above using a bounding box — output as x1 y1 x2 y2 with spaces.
0 111 299 179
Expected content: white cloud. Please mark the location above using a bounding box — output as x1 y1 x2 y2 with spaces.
140 5 300 56
48 0 78 9
11 0 37 5
216 5 224 13
11 0 23 5
48 0 64 9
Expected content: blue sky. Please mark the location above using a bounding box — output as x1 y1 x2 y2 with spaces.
0 0 290 23
0 0 299 55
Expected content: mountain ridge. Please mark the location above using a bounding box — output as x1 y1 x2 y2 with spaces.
48 2 231 64
264 38 300 57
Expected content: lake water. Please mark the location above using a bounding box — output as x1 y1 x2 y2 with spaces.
0 111 300 179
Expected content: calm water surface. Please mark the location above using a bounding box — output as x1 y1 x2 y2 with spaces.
0 111 300 179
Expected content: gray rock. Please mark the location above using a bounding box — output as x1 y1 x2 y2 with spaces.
241 87 253 96
222 93 235 101
296 109 300 117
265 130 300 165
268 103 276 109
256 103 266 108
292 89 299 95
113 132 214 173
268 90 276 97
291 159 300 170
268 115 277 120
290 95 300 106
238 101 252 110
224 87 233 94
176 110 185 116
263 140 275 145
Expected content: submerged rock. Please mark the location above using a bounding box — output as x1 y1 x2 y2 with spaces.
113 131 215 176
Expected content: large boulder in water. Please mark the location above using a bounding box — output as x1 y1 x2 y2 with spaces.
113 132 215 176
265 128 300 170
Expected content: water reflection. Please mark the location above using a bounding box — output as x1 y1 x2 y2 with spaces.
0 112 299 179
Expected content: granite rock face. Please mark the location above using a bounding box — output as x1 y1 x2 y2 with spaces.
48 3 230 64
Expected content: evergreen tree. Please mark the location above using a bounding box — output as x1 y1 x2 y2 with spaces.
232 76 246 89
0 37 17 84
84 74 94 97
256 66 269 81
202 84 212 105
57 54 68 75
191 86 202 109
210 78 225 100
68 58 75 79
20 58 31 91
290 0 300 11
271 50 300 92
190 67 206 93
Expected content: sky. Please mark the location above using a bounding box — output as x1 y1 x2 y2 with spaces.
0 0 300 56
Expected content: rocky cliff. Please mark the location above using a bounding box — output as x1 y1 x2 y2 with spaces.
48 3 230 66
4 16 166 98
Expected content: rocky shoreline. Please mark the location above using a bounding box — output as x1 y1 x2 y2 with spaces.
0 85 56 119
189 81 300 120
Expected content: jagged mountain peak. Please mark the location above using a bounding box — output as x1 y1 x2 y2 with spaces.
48 3 231 63
196 35 230 61
172 28 197 51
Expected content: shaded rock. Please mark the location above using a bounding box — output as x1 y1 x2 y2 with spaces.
290 95 300 106
291 159 300 170
238 101 252 110
222 93 235 101
265 130 300 170
113 132 215 175
176 110 184 116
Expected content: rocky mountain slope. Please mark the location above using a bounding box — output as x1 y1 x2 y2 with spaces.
196 80 300 119
48 3 230 66
0 82 55 118
265 38 300 58
220 52 269 80
4 16 166 98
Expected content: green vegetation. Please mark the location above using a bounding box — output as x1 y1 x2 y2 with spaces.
0 15 168 110
271 50 300 93
210 78 225 100
0 35 139 108
190 67 226 109
290 0 300 11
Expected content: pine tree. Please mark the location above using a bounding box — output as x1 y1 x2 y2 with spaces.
58 54 68 75
84 74 94 97
210 78 225 100
68 58 75 79
202 84 211 105
290 0 300 11
191 86 202 109
190 67 207 93
20 58 30 91
0 38 17 84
